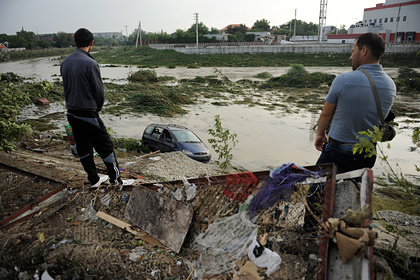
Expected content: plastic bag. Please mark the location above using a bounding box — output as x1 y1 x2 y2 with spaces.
247 237 282 276
64 124 78 156
192 212 258 278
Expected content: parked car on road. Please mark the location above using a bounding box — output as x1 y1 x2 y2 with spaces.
142 124 211 162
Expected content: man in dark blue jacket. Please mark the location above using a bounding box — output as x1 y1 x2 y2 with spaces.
61 28 125 188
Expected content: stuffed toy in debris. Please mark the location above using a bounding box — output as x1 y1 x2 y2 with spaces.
325 217 378 264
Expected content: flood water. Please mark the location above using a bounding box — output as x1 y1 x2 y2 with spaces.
1 57 419 176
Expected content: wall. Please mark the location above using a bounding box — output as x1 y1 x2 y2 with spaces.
149 43 419 55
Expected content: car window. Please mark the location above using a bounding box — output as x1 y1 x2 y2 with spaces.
144 125 155 135
160 129 174 143
151 127 163 139
172 130 201 143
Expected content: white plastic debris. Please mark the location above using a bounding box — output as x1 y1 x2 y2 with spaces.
185 184 197 201
100 194 111 207
41 270 54 280
247 237 282 276
173 188 183 201
129 247 149 261
149 156 161 161
181 177 197 201
181 177 191 187
192 212 258 278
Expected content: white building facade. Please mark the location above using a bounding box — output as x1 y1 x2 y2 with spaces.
329 0 420 43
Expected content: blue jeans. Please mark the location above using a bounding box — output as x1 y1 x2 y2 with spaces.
303 140 376 232
316 141 376 174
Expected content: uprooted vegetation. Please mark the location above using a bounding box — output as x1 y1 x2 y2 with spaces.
261 64 335 89
2 65 420 152
1 57 420 279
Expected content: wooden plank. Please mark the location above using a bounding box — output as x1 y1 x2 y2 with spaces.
124 186 194 253
96 211 164 248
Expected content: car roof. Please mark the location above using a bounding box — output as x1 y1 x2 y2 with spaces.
148 124 189 131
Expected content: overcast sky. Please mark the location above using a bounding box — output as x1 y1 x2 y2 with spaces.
0 0 381 36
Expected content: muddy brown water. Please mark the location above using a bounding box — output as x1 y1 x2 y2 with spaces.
2 57 419 176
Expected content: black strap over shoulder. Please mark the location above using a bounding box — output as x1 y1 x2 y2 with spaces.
359 68 386 125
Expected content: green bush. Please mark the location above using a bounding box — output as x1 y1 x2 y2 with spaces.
262 65 336 88
128 70 158 83
397 67 420 79
0 72 24 83
263 64 310 88
396 67 420 92
207 115 238 171
253 72 272 79
309 72 336 87
0 83 31 152
127 91 192 117
114 138 144 152
0 52 10 62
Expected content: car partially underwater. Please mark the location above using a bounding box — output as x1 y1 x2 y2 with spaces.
141 124 211 162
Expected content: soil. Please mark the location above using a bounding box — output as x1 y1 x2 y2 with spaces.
0 134 419 280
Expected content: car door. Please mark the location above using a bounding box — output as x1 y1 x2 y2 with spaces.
145 126 163 151
156 128 176 152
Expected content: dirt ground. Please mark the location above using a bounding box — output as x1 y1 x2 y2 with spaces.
0 134 419 280
0 136 321 280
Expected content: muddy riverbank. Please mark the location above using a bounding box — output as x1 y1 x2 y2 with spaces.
2 57 420 175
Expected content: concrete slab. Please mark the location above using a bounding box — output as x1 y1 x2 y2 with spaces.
124 186 194 253
327 169 374 280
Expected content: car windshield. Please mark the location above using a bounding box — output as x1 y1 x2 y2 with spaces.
172 130 201 143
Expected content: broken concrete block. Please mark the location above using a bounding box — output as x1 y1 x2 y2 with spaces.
124 186 193 253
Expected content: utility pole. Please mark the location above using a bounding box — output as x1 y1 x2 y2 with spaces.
293 9 297 43
395 4 401 43
136 21 142 48
318 0 328 43
194 13 199 47
140 22 142 46
289 21 292 41
123 25 128 41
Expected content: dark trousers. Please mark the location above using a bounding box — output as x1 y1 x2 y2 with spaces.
67 111 120 185
303 139 376 231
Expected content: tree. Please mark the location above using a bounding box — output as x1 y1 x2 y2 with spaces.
338 25 348 34
147 31 171 42
207 115 238 171
54 32 73 48
0 33 8 43
226 24 248 35
7 35 27 48
252 19 271 31
209 27 220 34
187 22 210 35
37 39 52 49
16 28 37 49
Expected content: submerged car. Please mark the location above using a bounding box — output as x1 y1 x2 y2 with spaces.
142 124 211 162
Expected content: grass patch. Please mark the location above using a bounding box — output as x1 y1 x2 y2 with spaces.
22 118 59 131
93 46 420 68
373 194 420 216
254 72 273 79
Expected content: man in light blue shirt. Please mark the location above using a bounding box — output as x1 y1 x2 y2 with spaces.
302 32 396 234
315 32 396 172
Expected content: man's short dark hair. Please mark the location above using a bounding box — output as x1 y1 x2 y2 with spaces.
356 32 385 61
74 28 94 48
